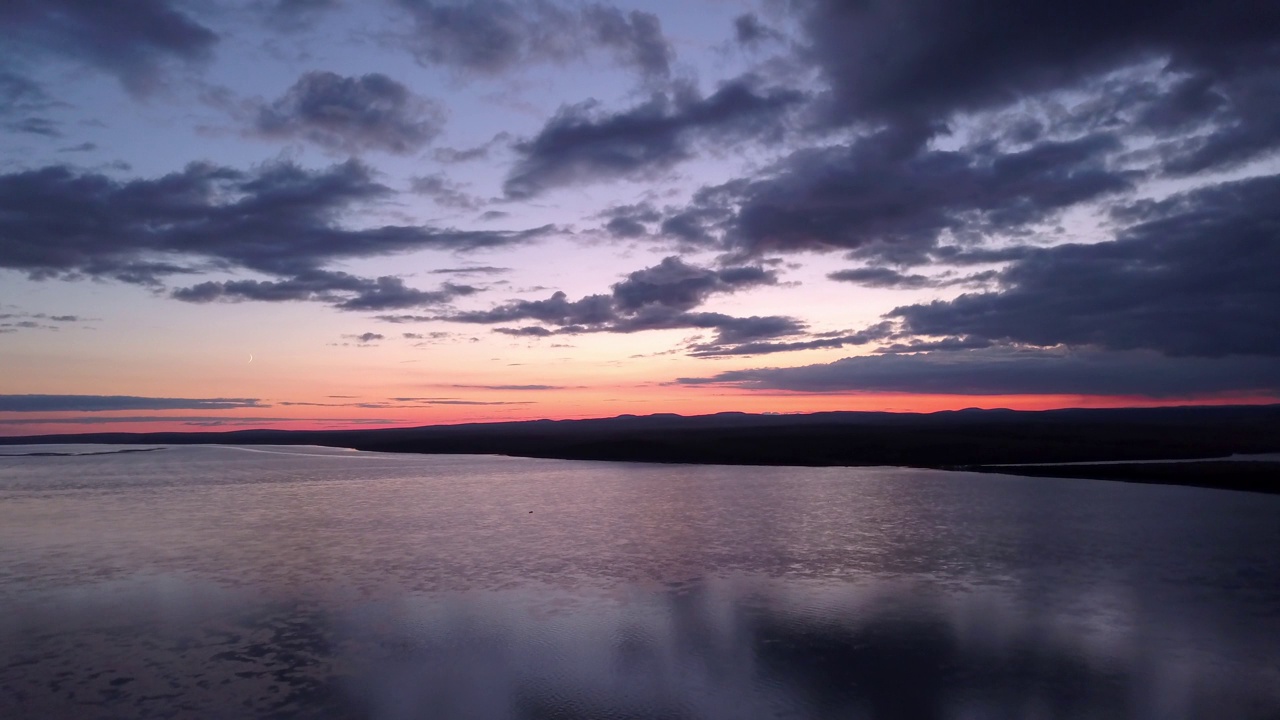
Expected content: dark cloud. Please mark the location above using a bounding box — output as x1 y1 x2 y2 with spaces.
0 71 53 113
0 311 88 333
0 415 353 426
386 396 533 406
452 291 616 326
687 324 894 358
677 347 1280 398
261 0 341 31
675 129 1132 263
172 272 478 312
255 72 445 154
343 332 385 344
393 1 674 82
611 255 777 311
795 0 1280 131
0 0 218 96
888 173 1280 357
432 132 511 164
0 159 551 285
57 142 97 153
442 256 801 352
875 336 994 354
581 5 672 84
0 394 264 412
449 384 564 390
504 78 804 198
410 174 482 209
733 13 782 47
8 116 59 136
494 326 556 337
599 202 661 238
395 0 577 74
429 266 509 275
828 267 998 290
828 268 934 290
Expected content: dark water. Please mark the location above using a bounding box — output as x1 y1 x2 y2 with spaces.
1 445 1278 719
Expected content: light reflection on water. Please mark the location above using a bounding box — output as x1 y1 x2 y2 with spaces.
1 445 1278 719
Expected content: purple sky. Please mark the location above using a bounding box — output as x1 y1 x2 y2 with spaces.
2 0 1279 434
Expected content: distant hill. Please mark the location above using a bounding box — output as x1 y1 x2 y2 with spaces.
4 404 1279 468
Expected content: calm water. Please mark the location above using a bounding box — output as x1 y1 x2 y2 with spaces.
1 445 1278 719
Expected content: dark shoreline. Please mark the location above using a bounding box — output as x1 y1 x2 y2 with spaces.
966 460 1280 495
3 405 1278 494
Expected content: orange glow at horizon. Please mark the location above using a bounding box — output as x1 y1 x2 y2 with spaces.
3 388 1276 437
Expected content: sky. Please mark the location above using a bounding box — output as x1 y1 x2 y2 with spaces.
2 0 1279 435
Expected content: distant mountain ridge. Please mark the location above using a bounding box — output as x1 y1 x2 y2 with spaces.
3 404 1279 469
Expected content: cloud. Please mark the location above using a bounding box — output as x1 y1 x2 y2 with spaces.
0 159 551 285
7 117 59 136
887 173 1280 357
254 71 445 154
172 271 478 312
342 332 385 344
432 132 511 163
687 324 894 358
673 128 1133 264
678 347 1280 398
0 311 90 333
441 256 803 352
504 77 804 198
449 384 565 390
0 415 395 426
828 268 935 290
581 5 672 84
260 0 341 31
610 255 777 311
828 267 998 290
0 0 218 96
429 266 509 275
0 71 55 114
733 13 782 47
0 395 265 412
599 202 661 238
410 174 482 209
393 0 673 83
794 0 1280 135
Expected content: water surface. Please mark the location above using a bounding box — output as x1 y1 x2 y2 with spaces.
1 445 1278 719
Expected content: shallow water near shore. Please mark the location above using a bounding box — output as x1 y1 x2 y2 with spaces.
2 445 1278 719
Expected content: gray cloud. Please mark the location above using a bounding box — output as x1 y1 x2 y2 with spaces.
733 14 782 47
581 5 672 84
0 395 265 412
441 256 801 351
8 116 59 136
255 71 446 155
410 174 482 209
393 0 673 83
504 78 804 198
678 347 1280 398
795 0 1280 135
0 160 551 286
0 0 217 96
429 266 509 275
450 384 565 390
887 173 1280 357
261 0 341 31
675 129 1133 264
828 267 999 290
172 271 478 312
828 268 935 290
611 256 777 312
687 324 894 358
